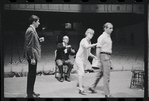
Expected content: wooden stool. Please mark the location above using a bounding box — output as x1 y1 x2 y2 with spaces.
130 70 144 89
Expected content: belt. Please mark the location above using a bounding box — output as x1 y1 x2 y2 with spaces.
100 52 112 55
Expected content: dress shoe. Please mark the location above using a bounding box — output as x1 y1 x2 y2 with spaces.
26 95 40 98
88 87 97 93
79 89 86 95
76 83 84 88
65 76 71 82
105 94 112 98
59 76 64 82
32 94 40 98
33 92 40 97
110 67 113 70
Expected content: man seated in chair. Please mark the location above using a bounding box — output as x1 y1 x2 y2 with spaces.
55 35 76 82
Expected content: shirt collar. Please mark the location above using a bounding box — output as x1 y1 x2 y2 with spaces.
103 32 110 37
30 25 39 38
30 25 36 32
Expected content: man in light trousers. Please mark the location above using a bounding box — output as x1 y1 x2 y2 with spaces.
88 22 113 98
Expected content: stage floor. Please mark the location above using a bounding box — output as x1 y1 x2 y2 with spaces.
4 71 144 98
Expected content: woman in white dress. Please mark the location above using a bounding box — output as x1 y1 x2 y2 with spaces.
75 28 97 95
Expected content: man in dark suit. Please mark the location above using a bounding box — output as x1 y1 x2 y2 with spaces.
24 15 44 98
55 35 76 82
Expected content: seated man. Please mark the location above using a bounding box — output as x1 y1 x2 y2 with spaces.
55 35 76 82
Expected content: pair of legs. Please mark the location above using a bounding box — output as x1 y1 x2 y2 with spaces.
76 58 86 93
56 59 73 81
27 59 38 97
90 54 111 95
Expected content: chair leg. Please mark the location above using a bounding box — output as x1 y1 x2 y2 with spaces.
130 72 134 88
141 72 144 90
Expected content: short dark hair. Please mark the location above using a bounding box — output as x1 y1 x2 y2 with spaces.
29 15 39 24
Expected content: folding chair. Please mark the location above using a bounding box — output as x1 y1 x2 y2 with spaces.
130 68 144 89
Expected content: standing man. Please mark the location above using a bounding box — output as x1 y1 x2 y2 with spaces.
55 35 76 82
24 15 44 98
75 28 97 95
88 22 113 98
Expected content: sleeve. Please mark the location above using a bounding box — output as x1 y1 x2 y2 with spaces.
56 43 66 50
25 29 35 59
81 39 90 48
69 47 76 55
97 36 104 48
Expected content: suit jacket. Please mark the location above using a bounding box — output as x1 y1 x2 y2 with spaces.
24 26 41 61
55 42 72 60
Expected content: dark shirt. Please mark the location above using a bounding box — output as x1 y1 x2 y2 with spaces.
55 43 72 60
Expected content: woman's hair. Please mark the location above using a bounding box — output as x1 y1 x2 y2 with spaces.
29 15 39 24
85 28 94 36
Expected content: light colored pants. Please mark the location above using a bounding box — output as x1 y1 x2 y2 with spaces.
91 54 111 95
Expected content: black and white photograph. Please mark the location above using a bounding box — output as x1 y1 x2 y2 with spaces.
3 4 145 98
148 4 149 98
